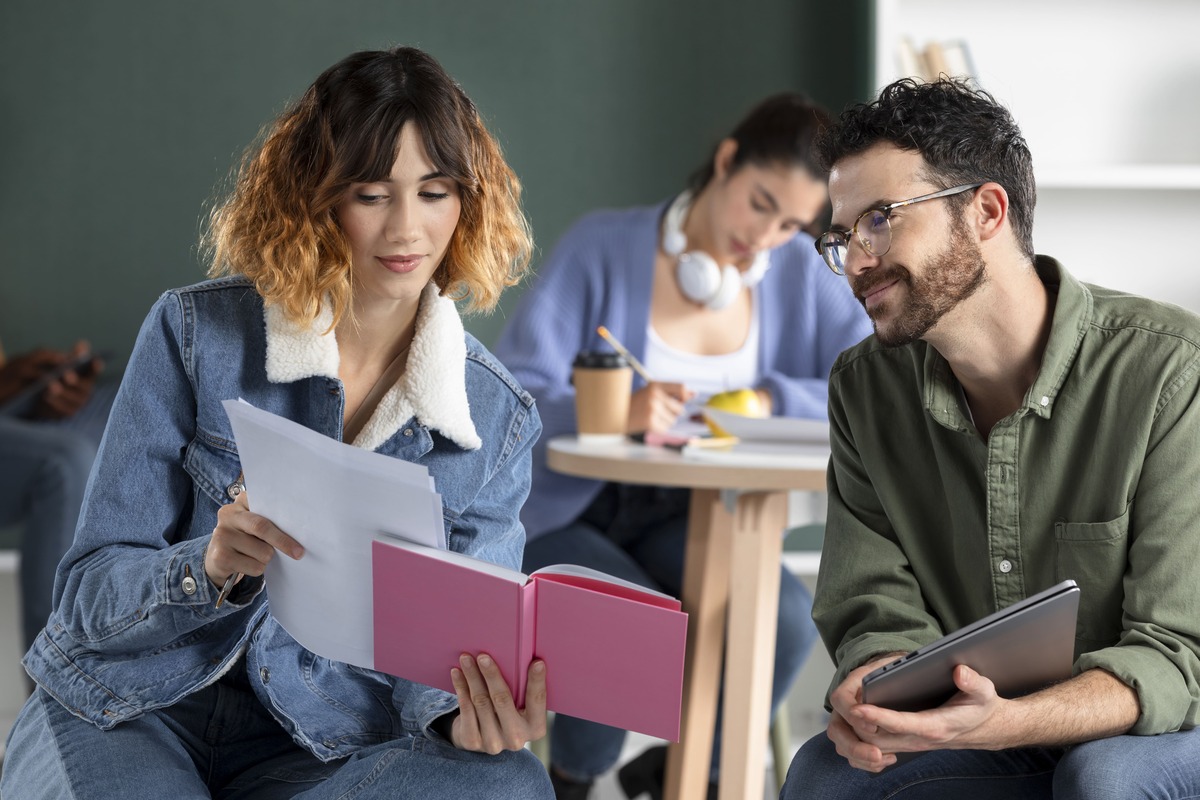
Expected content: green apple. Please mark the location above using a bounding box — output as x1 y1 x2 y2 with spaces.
704 388 765 437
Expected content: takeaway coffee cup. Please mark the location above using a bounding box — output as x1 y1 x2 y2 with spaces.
572 351 633 444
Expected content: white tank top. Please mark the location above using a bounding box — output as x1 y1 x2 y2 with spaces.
643 290 761 418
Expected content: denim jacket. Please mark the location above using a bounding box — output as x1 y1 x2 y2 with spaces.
23 276 541 761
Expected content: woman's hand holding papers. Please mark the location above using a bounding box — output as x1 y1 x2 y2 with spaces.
205 492 305 592
448 654 548 753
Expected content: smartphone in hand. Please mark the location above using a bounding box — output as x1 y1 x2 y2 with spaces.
0 349 111 418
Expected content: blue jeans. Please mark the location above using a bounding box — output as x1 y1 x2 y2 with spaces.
2 666 553 799
0 380 116 652
781 726 1200 799
526 483 818 783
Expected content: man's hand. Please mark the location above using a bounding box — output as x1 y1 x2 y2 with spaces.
627 382 693 433
847 664 1010 765
448 654 547 753
829 657 1009 773
826 653 908 772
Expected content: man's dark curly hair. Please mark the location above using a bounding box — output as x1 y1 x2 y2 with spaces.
816 78 1036 262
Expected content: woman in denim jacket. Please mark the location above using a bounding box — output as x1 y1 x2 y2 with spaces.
3 47 552 799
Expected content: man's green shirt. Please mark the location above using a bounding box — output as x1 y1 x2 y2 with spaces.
817 257 1200 735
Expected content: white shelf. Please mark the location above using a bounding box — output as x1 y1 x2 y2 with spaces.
870 0 1200 315
1037 164 1200 191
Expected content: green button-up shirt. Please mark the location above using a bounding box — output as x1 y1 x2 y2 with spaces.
816 257 1200 735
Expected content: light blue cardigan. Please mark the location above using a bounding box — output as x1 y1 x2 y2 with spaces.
493 201 872 540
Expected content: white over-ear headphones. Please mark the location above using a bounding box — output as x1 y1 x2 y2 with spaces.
662 191 771 310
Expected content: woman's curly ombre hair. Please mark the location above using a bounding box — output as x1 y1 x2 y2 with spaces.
205 47 532 328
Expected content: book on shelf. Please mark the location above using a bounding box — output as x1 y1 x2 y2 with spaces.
940 39 977 81
896 38 977 84
371 536 689 741
896 36 928 80
922 40 951 80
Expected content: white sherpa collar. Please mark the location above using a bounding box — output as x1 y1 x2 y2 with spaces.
263 283 482 451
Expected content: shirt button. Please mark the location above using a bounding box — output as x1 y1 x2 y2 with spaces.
181 575 197 595
999 559 1013 573
403 428 414 437
259 667 270 684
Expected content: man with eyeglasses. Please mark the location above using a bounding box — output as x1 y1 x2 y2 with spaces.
781 78 1200 799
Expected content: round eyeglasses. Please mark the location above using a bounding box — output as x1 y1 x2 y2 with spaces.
816 183 984 275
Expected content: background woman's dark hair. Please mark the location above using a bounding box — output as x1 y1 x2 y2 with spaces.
816 78 1037 262
206 46 531 326
687 91 833 193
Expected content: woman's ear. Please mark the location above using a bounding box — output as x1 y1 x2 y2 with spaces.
974 182 1009 242
713 138 738 180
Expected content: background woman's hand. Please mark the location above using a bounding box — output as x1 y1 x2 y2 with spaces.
0 340 102 419
204 491 305 589
627 381 693 433
37 341 103 419
448 654 547 753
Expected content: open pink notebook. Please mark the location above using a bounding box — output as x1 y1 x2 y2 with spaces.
371 537 688 741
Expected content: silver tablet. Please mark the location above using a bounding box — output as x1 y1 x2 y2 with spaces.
861 580 1080 712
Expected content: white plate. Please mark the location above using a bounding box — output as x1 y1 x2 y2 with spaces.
701 408 830 444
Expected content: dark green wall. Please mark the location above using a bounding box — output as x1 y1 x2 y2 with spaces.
0 0 870 362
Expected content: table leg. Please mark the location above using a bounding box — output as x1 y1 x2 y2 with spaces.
718 490 788 800
664 488 733 800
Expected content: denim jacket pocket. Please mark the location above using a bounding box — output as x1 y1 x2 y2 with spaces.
1055 504 1130 649
182 434 243 510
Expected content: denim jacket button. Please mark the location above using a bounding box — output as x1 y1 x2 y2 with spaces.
259 667 270 684
227 481 245 500
403 428 414 437
181 564 198 595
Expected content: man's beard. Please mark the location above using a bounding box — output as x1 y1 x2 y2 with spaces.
850 221 987 348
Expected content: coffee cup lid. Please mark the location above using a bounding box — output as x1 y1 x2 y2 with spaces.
572 351 628 369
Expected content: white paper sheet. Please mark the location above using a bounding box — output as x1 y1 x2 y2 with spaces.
222 398 445 670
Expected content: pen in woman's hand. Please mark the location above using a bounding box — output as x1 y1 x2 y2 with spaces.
214 572 242 609
596 326 654 383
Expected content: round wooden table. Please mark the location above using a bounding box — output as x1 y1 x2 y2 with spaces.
546 436 828 800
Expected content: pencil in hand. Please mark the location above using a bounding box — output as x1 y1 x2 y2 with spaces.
596 326 653 383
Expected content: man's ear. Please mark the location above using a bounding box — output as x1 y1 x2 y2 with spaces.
974 182 1009 242
713 138 738 180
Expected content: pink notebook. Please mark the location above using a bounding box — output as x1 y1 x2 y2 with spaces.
371 537 688 741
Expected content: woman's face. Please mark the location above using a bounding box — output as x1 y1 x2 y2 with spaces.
335 122 462 305
697 140 828 266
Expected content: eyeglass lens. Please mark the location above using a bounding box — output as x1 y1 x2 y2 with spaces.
818 208 892 273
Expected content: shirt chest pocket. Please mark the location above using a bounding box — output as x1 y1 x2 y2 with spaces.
1054 504 1130 649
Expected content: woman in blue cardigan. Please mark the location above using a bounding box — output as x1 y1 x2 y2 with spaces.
493 93 872 799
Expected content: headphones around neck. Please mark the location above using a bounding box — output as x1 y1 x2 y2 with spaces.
662 191 771 310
